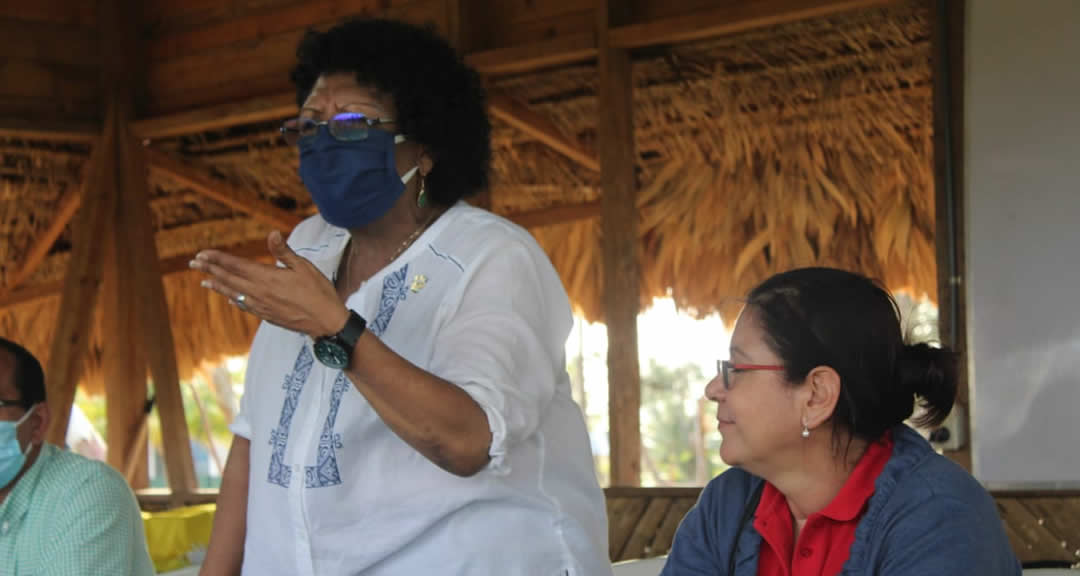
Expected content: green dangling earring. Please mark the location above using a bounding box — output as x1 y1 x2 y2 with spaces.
417 172 429 209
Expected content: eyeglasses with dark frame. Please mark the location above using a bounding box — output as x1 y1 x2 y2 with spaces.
280 112 396 146
717 360 786 390
0 397 30 410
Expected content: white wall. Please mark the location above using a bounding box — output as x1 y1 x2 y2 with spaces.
966 0 1080 489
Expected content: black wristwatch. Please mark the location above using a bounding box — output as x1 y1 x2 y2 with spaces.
313 310 367 369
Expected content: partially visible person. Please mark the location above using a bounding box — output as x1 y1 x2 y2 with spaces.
0 337 155 576
662 267 1020 575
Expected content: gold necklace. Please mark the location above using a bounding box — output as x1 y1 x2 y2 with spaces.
344 212 437 291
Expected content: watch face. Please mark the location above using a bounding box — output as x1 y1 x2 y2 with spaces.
313 338 349 370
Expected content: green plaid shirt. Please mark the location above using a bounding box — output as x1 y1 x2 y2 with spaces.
0 443 154 575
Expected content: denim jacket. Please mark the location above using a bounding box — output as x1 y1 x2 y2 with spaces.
661 425 1022 575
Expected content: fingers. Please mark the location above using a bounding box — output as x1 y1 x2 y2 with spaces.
190 255 260 302
267 230 290 260
197 275 251 312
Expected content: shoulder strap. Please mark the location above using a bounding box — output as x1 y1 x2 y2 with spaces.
727 480 765 575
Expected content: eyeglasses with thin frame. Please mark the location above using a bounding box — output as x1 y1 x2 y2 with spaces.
280 112 395 146
717 360 786 390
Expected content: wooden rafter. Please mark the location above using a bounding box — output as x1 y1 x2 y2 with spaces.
0 281 63 310
44 109 115 446
144 147 303 233
608 0 899 48
131 92 297 140
465 32 597 76
487 90 599 172
0 118 100 143
5 172 86 291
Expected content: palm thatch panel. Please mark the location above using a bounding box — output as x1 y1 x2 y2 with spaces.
493 0 935 322
0 140 90 287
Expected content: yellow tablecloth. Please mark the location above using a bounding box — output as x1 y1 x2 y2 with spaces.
141 504 216 573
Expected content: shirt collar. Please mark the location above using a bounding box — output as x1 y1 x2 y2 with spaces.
293 225 350 281
818 430 895 522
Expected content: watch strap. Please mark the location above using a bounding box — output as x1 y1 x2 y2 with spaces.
337 310 367 349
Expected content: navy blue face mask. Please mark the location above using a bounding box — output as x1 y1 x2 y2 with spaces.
298 127 418 230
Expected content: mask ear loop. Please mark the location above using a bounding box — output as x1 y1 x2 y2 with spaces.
13 404 37 455
392 134 427 208
14 405 35 427
400 165 419 185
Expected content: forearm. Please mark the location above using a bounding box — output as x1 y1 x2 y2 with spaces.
345 332 492 476
200 437 250 576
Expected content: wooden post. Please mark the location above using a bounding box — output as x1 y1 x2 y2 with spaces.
44 119 114 445
598 0 641 486
103 135 149 487
931 0 970 471
100 0 197 494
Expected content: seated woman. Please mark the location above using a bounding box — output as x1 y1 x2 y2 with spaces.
662 267 1020 575
193 18 610 576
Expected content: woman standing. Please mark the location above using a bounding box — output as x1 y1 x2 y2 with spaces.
194 18 610 576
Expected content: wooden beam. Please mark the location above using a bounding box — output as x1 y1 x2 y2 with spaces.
608 0 898 49
44 115 114 445
101 0 151 483
465 32 597 76
0 118 100 143
507 200 602 229
122 403 153 486
121 113 199 495
147 0 386 62
488 90 600 172
103 155 149 488
0 281 62 309
5 177 85 291
144 148 302 232
598 0 642 487
131 92 297 140
106 0 198 494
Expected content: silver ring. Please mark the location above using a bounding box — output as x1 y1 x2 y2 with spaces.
235 293 247 310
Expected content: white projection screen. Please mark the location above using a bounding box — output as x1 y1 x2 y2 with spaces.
965 0 1080 490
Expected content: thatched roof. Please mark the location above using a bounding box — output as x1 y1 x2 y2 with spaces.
0 0 934 393
513 0 935 321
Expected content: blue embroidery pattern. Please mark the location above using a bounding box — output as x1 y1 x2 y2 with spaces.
304 372 349 488
369 264 410 337
267 345 314 488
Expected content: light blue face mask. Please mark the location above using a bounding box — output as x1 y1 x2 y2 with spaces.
0 406 35 489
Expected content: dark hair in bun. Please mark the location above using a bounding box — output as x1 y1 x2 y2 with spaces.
746 267 957 446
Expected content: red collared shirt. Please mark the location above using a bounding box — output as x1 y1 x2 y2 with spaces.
754 432 894 576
